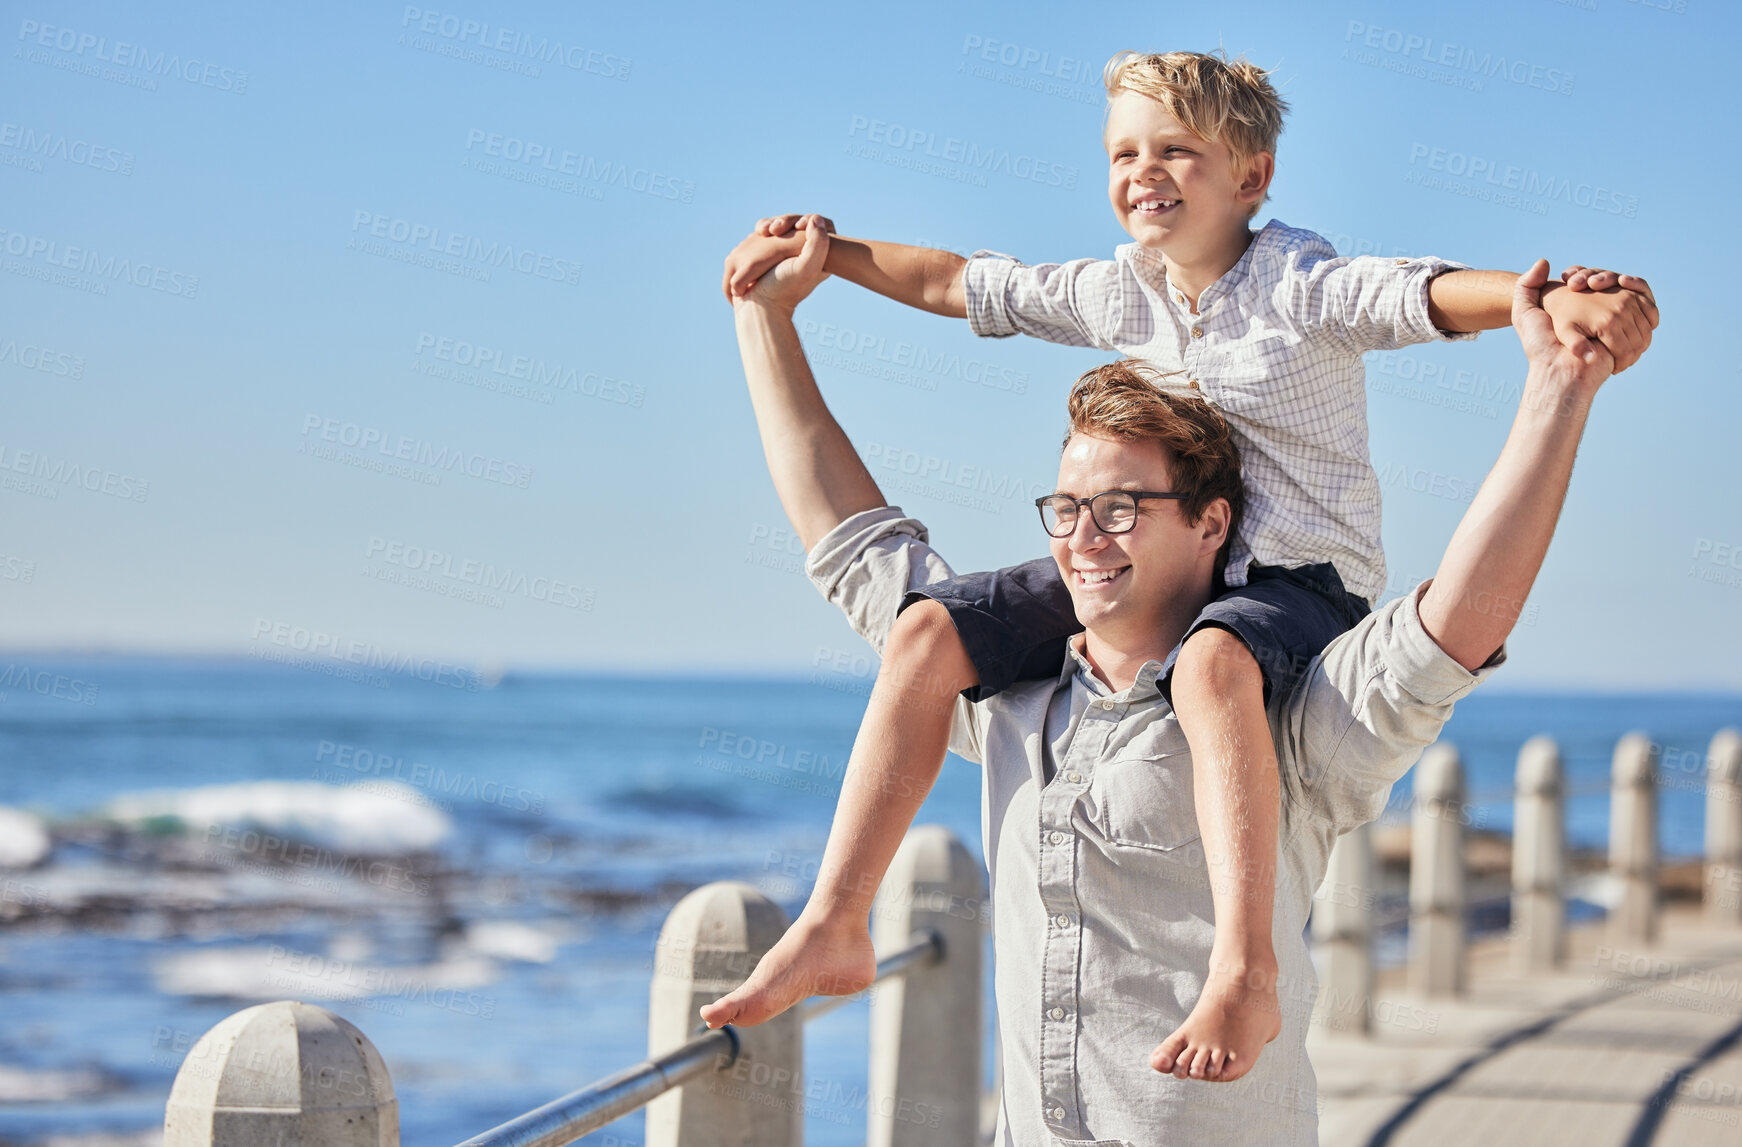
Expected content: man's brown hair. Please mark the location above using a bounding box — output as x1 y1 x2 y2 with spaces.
1064 360 1244 574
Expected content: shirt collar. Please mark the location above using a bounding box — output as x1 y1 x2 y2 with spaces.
1119 217 1287 308
1064 633 1174 702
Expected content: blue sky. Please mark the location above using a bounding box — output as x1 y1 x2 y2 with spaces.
3 0 1737 689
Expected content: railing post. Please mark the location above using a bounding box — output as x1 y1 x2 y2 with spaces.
162 1001 397 1146
1409 744 1466 997
1512 736 1566 972
868 825 985 1147
1312 822 1375 1034
1609 733 1659 945
646 882 800 1147
1706 728 1742 924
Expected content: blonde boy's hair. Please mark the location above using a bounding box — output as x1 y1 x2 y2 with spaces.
1103 50 1289 215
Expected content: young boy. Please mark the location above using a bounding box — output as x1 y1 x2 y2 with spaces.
703 50 1657 1082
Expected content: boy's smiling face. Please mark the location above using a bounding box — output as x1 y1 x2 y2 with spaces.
1104 90 1271 260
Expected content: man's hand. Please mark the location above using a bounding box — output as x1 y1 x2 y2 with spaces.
731 214 832 316
721 213 837 301
1540 263 1657 373
1515 258 1615 399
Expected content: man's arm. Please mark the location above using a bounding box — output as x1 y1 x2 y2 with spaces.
1428 265 1657 371
724 215 967 317
1292 259 1621 831
732 221 889 548
1418 258 1615 669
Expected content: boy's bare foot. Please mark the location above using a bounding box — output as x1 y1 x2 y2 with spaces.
1149 959 1282 1082
699 913 877 1029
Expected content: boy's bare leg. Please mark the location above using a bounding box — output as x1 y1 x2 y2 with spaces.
700 601 977 1028
1149 626 1282 1082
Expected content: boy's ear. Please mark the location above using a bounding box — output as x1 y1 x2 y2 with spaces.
1236 151 1276 206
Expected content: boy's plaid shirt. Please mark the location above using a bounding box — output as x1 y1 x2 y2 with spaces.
962 219 1477 604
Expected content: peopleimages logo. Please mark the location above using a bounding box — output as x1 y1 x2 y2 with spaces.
1344 21 1574 95
0 122 134 174
0 226 199 298
349 211 581 286
364 537 594 611
249 619 482 692
846 115 1077 190
463 129 694 203
299 416 534 490
16 18 250 93
398 7 630 79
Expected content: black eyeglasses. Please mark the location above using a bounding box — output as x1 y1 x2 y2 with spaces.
1035 490 1186 537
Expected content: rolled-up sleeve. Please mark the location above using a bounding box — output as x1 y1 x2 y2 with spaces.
803 505 988 764
1285 243 1480 354
1287 580 1505 833
961 249 1122 349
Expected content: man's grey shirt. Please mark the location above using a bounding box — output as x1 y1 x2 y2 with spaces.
806 506 1503 1147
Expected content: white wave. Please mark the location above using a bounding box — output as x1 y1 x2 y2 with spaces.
465 920 559 963
152 945 498 1002
0 806 51 867
0 1063 114 1102
102 780 452 853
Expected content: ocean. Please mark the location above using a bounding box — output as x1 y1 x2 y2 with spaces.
0 656 1735 1146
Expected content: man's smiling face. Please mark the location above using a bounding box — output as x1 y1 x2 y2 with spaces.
1049 432 1220 639
1104 90 1258 255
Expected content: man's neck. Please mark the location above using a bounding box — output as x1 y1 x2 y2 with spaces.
1155 225 1256 312
1077 592 1212 693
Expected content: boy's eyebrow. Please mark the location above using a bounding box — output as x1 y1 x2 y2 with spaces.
1104 127 1203 151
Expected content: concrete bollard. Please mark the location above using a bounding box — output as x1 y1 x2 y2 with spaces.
1512 736 1566 972
162 1000 397 1146
1409 744 1466 997
1312 822 1375 1034
646 882 800 1147
868 825 986 1147
1705 728 1742 923
1609 733 1659 945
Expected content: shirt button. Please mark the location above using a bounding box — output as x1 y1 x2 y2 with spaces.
1049 830 1066 845
1051 1006 1067 1020
1188 378 1201 391
1051 1106 1066 1121
1191 326 1204 338
1066 771 1083 783
1395 257 1409 265
1054 914 1070 928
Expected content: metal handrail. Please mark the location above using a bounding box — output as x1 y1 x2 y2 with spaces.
452 928 945 1147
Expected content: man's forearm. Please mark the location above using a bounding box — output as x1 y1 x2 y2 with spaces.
1419 366 1592 669
824 237 968 318
735 301 887 550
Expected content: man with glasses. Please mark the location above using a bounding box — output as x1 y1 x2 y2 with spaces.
702 222 1627 1145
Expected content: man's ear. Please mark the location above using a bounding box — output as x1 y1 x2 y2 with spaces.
1236 151 1275 207
1197 497 1232 556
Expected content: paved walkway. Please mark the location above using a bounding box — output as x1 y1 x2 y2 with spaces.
1309 903 1742 1146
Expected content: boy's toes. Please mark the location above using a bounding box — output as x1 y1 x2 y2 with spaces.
698 994 738 1028
1187 1044 1212 1080
1151 1031 1188 1074
1205 1047 1225 1081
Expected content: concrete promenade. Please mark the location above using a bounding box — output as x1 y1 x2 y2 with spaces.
1310 902 1742 1146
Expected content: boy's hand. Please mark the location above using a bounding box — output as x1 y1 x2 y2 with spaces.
756 212 836 238
729 214 832 315
721 213 838 301
1541 264 1658 373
